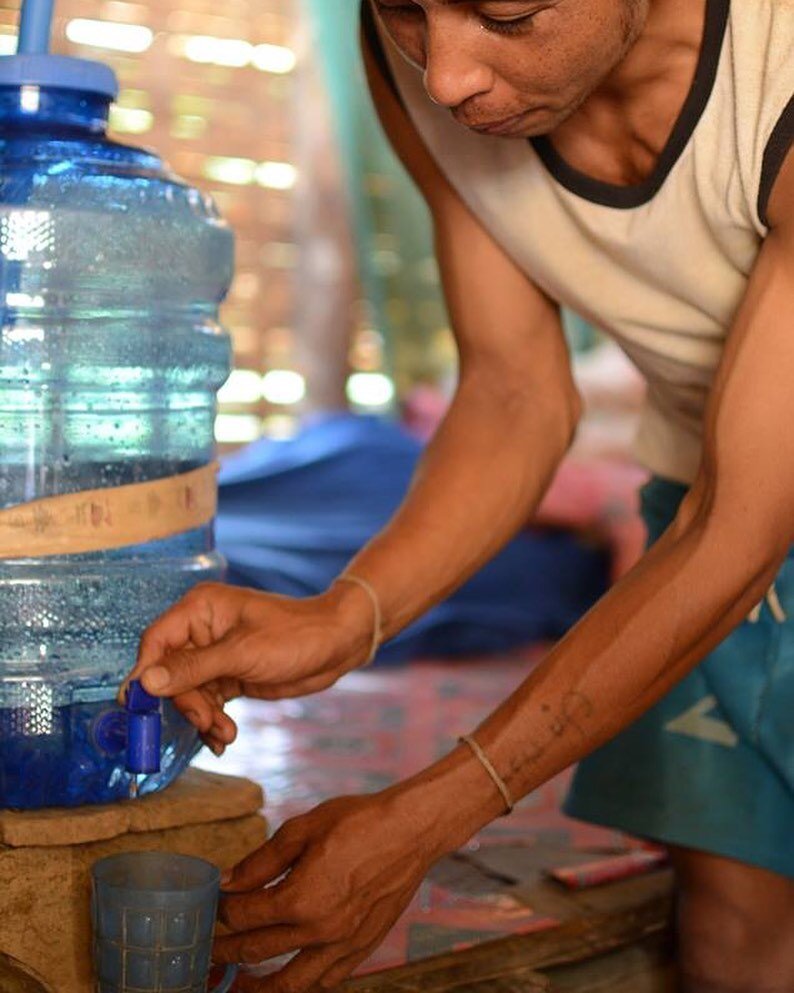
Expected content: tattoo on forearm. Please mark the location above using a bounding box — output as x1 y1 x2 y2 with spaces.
506 691 594 783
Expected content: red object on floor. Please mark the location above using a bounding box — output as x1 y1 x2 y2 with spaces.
548 849 669 890
196 649 640 974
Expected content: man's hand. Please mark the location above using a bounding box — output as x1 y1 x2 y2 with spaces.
213 792 438 992
212 745 508 992
121 581 375 755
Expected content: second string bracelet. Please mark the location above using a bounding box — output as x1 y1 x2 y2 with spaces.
336 573 383 666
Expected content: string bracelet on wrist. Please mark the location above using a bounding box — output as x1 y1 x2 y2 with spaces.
458 733 515 816
335 573 383 666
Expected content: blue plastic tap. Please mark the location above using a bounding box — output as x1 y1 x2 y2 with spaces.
124 680 162 774
0 0 117 100
93 681 162 778
17 0 55 55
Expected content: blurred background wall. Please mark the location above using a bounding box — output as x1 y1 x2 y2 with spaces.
0 0 452 448
0 0 639 455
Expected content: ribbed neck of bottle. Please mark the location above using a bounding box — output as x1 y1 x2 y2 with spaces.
0 85 110 133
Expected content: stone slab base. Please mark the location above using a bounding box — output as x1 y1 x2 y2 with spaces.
0 769 268 993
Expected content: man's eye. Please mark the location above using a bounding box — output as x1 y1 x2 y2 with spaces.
480 13 537 36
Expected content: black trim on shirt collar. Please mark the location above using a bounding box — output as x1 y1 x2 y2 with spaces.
758 96 794 229
529 0 731 210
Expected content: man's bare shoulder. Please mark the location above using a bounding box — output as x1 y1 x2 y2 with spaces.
767 146 794 233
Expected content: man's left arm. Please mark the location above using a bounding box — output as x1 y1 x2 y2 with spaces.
405 149 794 843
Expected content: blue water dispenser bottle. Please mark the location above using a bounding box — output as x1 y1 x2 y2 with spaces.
0 0 234 808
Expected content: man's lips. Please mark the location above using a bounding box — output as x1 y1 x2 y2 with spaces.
464 109 531 135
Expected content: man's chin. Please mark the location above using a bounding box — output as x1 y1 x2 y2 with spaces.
497 120 560 140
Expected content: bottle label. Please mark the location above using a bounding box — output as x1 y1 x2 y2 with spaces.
0 463 218 558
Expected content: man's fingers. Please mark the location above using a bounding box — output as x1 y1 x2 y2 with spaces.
314 892 412 990
318 934 384 990
216 675 244 704
173 689 215 733
238 946 337 993
195 686 238 743
221 825 308 894
123 584 243 697
119 609 194 702
252 670 340 702
212 924 305 965
137 608 193 666
135 603 210 669
217 895 407 987
212 707 238 744
220 871 311 934
138 638 242 697
227 971 268 993
200 734 225 757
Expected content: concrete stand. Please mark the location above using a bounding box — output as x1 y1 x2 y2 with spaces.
0 769 267 993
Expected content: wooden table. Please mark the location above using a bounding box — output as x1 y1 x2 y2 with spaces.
1 814 674 992
343 844 674 992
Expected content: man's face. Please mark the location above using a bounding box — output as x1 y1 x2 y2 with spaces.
372 0 648 137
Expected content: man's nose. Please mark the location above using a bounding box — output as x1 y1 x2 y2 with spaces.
422 25 492 108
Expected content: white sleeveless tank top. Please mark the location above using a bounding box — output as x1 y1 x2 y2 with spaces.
364 0 794 484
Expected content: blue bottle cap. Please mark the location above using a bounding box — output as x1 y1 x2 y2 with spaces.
0 0 118 99
0 53 118 98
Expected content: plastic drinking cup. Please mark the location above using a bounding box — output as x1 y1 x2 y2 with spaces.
92 852 238 993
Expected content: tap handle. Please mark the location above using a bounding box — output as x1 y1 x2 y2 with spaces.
125 679 161 775
126 679 160 714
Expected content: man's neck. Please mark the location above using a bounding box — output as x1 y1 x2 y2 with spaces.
603 0 706 102
549 0 708 186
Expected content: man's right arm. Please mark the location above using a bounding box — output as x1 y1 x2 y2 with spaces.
340 33 583 639
124 26 582 715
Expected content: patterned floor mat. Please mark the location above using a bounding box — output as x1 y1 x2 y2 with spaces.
195 648 637 973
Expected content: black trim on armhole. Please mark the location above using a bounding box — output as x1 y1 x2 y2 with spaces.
360 1 406 111
758 95 794 228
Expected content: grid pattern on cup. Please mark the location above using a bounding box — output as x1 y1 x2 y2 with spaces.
96 903 207 993
97 984 206 993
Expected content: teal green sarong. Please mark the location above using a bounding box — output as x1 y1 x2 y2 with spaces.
565 476 794 878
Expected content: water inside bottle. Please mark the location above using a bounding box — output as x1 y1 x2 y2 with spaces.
0 85 233 808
